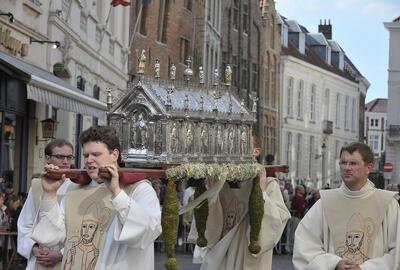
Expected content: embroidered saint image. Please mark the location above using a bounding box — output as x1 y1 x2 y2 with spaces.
221 199 244 238
336 213 374 264
64 203 111 270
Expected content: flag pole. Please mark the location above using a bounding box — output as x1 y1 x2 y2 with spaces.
128 3 143 51
97 5 113 52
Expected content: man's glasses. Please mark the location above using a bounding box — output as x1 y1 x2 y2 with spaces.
50 154 75 161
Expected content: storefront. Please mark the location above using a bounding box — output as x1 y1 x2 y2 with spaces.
0 52 107 191
0 68 28 191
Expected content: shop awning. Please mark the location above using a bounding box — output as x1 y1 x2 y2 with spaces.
0 52 107 118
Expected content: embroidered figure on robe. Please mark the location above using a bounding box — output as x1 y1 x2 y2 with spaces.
336 213 375 264
64 203 111 270
221 199 244 238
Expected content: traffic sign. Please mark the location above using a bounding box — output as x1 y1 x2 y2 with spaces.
383 162 393 172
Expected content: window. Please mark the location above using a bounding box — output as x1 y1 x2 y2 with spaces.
287 77 293 117
344 96 349 129
271 15 275 49
184 0 192 11
296 134 302 177
309 136 314 178
286 132 292 167
370 119 379 127
180 38 190 63
243 4 249 34
242 59 248 90
324 88 330 120
80 12 87 32
233 0 239 30
265 54 270 107
270 117 276 154
46 105 58 121
207 0 211 21
335 94 340 127
369 135 379 151
76 76 86 91
351 98 356 131
95 27 102 43
232 56 238 87
333 140 340 181
271 58 276 108
157 0 168 42
297 80 304 119
109 40 115 56
251 63 258 92
62 0 71 19
136 0 149 35
310 85 316 122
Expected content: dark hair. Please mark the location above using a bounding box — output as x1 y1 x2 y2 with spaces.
5 194 19 208
79 126 120 153
340 142 374 165
45 139 74 156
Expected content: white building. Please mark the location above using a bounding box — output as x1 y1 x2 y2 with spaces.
365 98 387 158
384 16 400 184
0 1 130 189
279 18 369 188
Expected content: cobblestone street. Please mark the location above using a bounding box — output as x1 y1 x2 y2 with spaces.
155 251 294 270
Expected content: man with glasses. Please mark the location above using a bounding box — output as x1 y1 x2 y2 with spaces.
17 139 78 270
293 142 400 270
31 126 161 270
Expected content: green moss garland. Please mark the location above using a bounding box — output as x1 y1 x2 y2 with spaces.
194 182 209 247
248 175 264 254
161 180 180 270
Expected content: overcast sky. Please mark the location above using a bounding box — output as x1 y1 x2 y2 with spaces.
275 0 400 102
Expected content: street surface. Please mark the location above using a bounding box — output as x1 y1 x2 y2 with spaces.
155 251 294 270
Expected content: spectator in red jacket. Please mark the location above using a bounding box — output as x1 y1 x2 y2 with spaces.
291 185 307 219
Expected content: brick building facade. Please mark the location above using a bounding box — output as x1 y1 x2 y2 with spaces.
129 0 196 80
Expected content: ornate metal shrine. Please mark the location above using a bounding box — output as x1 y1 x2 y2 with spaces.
109 67 256 167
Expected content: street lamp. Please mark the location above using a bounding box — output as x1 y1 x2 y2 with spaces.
0 12 14 23
29 37 60 49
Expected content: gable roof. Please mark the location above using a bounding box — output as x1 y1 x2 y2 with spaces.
282 42 357 82
365 98 387 113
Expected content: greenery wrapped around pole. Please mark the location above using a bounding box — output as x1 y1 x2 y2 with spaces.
194 181 209 247
161 180 180 270
248 175 264 254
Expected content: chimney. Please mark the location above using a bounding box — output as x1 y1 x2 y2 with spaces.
318 19 332 40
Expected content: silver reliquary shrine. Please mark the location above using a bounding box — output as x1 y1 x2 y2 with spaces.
109 56 256 166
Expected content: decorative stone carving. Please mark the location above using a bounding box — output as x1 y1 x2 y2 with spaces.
252 96 258 113
216 125 224 154
199 66 204 84
170 123 179 153
200 126 208 153
184 124 194 153
138 49 146 74
130 112 148 149
154 59 160 79
184 94 189 111
225 65 232 86
240 128 247 154
166 87 174 106
170 63 176 81
228 127 235 154
199 96 204 111
214 68 219 86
